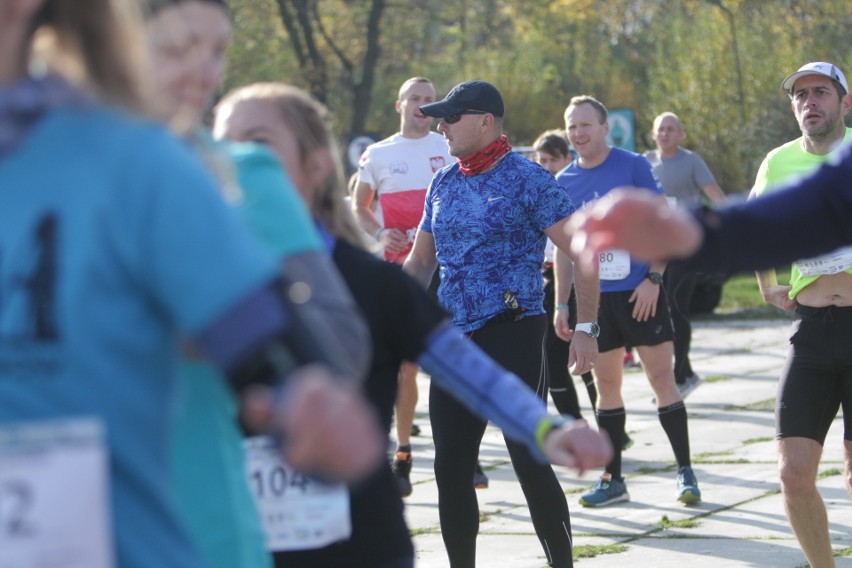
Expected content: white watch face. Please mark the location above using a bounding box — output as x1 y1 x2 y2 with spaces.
576 322 600 338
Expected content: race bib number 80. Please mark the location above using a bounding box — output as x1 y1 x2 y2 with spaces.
598 249 631 281
244 436 351 552
0 418 113 568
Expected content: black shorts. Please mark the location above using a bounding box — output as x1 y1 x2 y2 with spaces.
777 304 852 443
597 289 674 353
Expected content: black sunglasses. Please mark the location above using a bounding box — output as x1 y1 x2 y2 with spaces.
443 110 488 124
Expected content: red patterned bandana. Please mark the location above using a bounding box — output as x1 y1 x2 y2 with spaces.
458 134 512 176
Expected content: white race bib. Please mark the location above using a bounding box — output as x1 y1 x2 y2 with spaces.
666 196 678 208
0 418 113 568
598 249 631 281
244 436 351 552
795 246 852 277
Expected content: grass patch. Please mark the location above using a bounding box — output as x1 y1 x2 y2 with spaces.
573 543 628 560
743 437 774 445
694 458 752 464
835 547 852 557
479 511 490 523
656 515 700 529
818 468 843 479
695 450 733 460
703 375 732 384
726 398 776 412
635 465 676 475
693 268 798 321
409 527 437 536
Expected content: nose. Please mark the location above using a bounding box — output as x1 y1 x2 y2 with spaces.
437 120 448 133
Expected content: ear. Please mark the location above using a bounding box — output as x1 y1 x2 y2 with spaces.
841 92 852 116
395 100 402 114
304 147 334 190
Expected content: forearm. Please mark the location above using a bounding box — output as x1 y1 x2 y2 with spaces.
683 158 851 276
197 252 371 393
572 256 600 322
553 249 575 305
402 232 438 288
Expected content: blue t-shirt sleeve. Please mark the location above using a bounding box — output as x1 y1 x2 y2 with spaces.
227 142 322 258
525 166 576 230
633 154 665 195
120 130 278 334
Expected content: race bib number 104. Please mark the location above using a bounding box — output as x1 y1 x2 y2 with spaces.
0 418 113 568
244 436 351 552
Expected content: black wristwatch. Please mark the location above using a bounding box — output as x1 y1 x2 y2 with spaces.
645 271 664 285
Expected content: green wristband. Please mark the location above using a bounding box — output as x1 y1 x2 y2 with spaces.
555 303 570 310
535 415 568 450
374 227 384 241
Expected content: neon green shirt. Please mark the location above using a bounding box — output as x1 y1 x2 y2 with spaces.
752 127 852 298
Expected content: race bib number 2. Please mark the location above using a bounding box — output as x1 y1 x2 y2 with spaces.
244 436 351 552
0 418 113 568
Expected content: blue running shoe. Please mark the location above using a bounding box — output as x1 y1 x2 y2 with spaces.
579 473 629 507
677 466 702 504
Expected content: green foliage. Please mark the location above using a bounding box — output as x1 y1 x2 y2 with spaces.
225 0 852 189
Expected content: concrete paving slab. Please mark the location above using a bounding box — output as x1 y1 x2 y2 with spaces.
402 319 852 567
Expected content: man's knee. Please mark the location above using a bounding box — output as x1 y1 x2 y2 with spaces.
778 439 821 496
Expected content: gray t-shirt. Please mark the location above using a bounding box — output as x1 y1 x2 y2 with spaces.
644 148 716 207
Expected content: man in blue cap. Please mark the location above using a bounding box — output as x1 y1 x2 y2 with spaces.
403 80 600 568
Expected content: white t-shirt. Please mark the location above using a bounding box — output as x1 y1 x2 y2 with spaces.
358 132 450 263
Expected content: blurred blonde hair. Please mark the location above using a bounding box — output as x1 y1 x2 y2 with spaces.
217 83 366 248
32 0 147 111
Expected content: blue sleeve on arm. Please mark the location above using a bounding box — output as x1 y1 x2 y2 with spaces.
683 145 852 276
417 323 567 462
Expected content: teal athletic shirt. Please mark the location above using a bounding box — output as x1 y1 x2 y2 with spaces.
170 141 322 568
0 107 278 567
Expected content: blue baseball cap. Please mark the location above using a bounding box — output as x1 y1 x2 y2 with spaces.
419 80 505 118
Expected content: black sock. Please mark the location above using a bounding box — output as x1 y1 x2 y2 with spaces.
658 401 691 469
397 444 411 454
597 407 626 479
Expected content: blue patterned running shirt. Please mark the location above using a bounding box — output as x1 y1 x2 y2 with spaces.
420 152 575 333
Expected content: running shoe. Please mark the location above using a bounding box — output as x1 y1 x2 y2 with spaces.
474 462 489 489
410 423 421 437
392 451 413 497
579 473 629 507
677 465 702 504
677 374 704 399
622 433 634 451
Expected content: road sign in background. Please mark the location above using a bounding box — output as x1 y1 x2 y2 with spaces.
347 134 377 173
607 108 635 152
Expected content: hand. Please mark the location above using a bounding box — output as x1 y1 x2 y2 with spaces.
378 228 410 254
628 278 660 322
762 285 796 312
543 421 613 476
568 332 598 376
242 365 384 483
553 305 573 342
568 189 703 275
